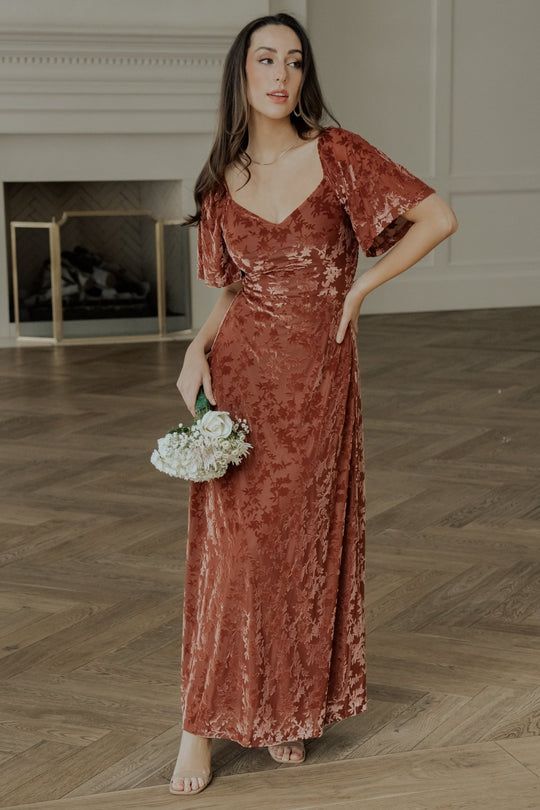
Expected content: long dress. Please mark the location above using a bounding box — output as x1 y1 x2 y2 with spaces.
180 125 436 748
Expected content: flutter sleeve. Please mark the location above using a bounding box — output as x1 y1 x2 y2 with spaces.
337 128 436 257
197 187 243 287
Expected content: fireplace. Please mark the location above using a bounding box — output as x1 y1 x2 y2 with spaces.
0 4 242 345
6 178 190 343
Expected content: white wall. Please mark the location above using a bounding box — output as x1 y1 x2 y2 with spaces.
308 0 540 312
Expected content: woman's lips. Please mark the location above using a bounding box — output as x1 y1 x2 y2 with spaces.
267 92 289 104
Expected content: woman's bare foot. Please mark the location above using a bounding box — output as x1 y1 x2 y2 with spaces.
268 739 305 763
170 729 212 793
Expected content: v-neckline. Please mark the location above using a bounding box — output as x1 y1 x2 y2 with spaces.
224 128 328 227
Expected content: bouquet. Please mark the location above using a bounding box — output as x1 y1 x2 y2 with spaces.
150 385 252 482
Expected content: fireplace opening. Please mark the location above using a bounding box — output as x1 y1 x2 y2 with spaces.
5 179 191 341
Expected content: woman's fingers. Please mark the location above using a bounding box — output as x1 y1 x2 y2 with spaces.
336 292 362 342
177 380 201 418
201 370 216 407
336 310 355 343
176 349 217 416
337 320 358 342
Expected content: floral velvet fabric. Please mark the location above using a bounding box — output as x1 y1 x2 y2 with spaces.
180 126 436 747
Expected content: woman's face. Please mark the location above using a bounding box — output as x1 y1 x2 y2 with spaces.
245 24 304 121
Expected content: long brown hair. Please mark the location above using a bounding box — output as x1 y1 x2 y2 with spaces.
184 12 340 227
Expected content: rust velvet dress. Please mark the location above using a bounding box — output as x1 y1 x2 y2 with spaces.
180 125 436 747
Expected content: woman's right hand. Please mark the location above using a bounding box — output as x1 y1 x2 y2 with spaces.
176 341 216 417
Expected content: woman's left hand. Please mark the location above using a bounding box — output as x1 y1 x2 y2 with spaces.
335 289 364 343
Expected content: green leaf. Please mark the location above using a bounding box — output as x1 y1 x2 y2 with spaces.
195 385 214 420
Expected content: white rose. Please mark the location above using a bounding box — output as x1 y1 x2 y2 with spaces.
198 409 234 440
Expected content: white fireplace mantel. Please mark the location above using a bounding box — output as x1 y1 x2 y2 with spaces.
0 27 235 135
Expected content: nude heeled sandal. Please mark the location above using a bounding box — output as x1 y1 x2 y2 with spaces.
169 769 213 795
268 740 306 764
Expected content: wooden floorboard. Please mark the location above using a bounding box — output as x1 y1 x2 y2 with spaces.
0 306 539 808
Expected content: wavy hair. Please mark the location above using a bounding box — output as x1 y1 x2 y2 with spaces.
184 11 340 226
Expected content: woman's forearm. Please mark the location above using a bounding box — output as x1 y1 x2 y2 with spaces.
189 285 242 355
351 218 453 301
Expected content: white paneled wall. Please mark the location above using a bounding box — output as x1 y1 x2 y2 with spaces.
308 0 540 311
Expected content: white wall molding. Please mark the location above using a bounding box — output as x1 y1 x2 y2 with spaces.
0 26 234 133
0 28 233 68
308 0 540 313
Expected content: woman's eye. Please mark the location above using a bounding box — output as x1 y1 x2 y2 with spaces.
259 58 303 69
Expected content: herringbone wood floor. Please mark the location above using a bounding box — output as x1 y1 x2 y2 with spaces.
1 306 539 809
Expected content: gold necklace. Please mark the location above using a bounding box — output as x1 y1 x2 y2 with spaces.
247 139 306 166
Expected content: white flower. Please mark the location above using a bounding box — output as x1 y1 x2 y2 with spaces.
150 407 251 482
157 435 173 455
197 409 234 440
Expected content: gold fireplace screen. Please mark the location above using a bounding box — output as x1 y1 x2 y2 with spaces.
10 208 188 344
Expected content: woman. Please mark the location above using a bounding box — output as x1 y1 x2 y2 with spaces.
172 11 457 796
